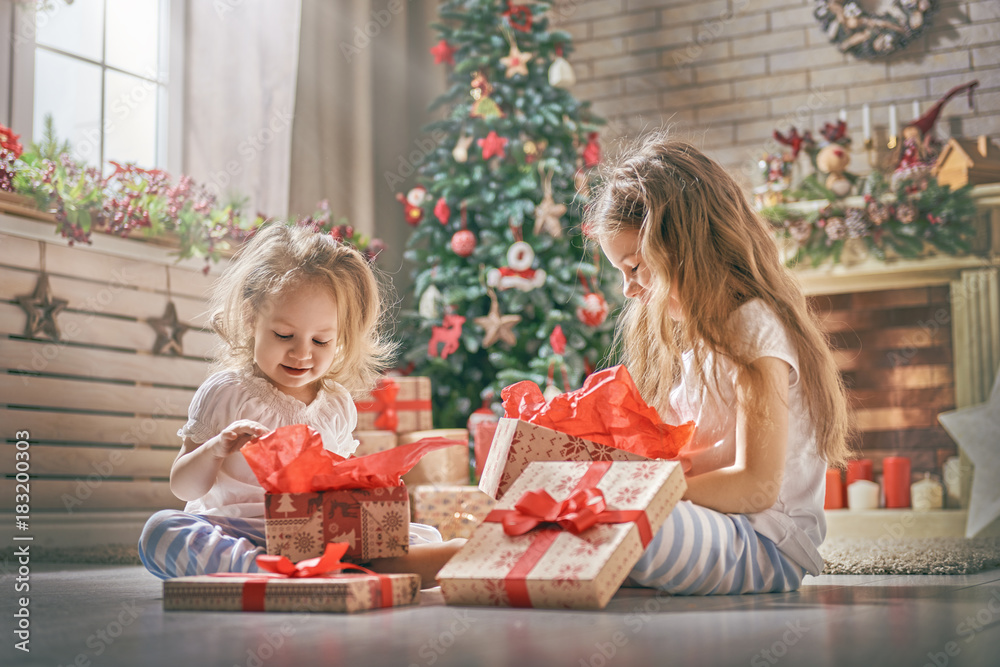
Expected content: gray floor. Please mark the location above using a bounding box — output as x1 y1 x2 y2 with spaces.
2 565 999 667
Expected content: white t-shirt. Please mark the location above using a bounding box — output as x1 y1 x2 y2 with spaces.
664 300 827 575
177 369 359 519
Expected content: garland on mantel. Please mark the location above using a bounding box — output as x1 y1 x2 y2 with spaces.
761 170 977 268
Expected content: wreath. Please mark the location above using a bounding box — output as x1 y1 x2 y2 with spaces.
814 0 936 59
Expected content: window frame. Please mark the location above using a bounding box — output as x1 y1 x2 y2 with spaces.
5 0 185 174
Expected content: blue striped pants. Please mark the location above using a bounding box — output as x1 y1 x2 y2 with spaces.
628 501 807 595
138 510 443 580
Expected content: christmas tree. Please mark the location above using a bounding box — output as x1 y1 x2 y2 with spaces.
399 0 618 429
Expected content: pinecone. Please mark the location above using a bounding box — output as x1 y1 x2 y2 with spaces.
866 200 890 225
788 218 813 244
823 216 846 242
896 203 918 224
845 209 870 239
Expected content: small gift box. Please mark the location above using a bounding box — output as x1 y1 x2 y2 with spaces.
438 460 686 610
163 543 420 613
410 485 497 540
243 425 461 562
479 366 695 499
401 429 470 486
354 430 397 457
355 376 433 433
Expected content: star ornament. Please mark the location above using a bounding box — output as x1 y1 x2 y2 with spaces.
148 301 190 356
938 369 1000 537
17 273 68 340
478 131 508 161
474 295 521 348
430 39 455 65
534 192 567 238
500 43 533 78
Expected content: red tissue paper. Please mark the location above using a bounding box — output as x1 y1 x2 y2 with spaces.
501 365 695 460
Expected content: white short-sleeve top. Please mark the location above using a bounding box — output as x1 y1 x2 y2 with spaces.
177 369 359 519
665 300 827 575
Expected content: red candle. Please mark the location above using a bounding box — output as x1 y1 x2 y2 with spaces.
824 469 844 510
846 458 874 485
883 456 911 508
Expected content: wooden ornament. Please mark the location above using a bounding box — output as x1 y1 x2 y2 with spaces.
148 301 190 356
16 272 68 341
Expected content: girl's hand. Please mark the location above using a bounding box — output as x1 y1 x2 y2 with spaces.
210 420 271 459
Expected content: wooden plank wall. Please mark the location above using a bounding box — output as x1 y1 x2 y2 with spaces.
0 232 219 516
809 286 957 483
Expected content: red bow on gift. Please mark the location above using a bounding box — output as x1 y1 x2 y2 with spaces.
498 487 608 536
369 379 399 431
255 542 362 578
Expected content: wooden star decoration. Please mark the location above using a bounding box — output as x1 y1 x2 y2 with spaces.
534 192 567 238
148 301 190 356
500 43 532 78
16 272 68 340
474 293 521 348
939 368 1000 537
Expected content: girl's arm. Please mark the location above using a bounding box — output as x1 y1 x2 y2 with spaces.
679 356 791 515
169 420 270 501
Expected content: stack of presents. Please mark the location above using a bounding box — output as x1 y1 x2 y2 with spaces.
164 368 695 612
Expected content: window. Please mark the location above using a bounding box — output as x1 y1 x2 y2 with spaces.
8 0 184 172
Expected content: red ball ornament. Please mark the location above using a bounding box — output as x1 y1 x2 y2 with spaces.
451 229 477 257
576 292 609 327
434 197 450 225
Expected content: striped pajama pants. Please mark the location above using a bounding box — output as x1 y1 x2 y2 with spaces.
138 510 443 580
628 501 808 595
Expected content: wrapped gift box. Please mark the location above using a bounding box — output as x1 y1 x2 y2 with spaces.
478 419 647 499
410 485 497 540
355 376 433 432
439 460 685 610
264 486 410 563
354 430 397 457
401 429 469 486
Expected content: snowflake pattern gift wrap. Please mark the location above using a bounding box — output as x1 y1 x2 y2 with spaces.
242 425 461 563
479 366 696 499
354 376 433 432
410 485 497 540
438 460 686 610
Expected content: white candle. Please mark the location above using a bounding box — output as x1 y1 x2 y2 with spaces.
888 104 898 138
911 473 943 512
848 479 880 510
862 103 871 140
912 100 920 119
839 108 847 123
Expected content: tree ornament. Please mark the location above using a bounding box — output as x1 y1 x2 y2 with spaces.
548 45 576 89
418 283 442 320
814 0 937 59
148 300 190 356
451 229 477 257
396 186 428 226
502 2 533 32
544 325 570 401
474 288 521 348
428 313 465 360
453 134 474 163
583 132 601 168
487 224 546 291
16 269 68 341
576 271 609 327
430 39 456 65
499 27 533 79
478 131 509 160
434 197 451 225
533 168 566 238
470 72 505 120
894 80 978 187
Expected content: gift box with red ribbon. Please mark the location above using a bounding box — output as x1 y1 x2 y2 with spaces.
163 543 420 613
354 430 397 457
438 460 685 609
242 424 461 563
355 376 433 433
400 429 470 487
478 366 696 499
410 485 497 541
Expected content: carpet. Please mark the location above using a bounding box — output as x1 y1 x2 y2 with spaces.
820 536 1000 575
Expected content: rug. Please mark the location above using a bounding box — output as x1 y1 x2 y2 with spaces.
820 536 1000 575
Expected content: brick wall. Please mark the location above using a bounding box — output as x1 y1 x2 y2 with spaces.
554 0 1000 186
810 286 957 480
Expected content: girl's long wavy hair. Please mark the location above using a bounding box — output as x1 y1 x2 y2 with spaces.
208 222 397 399
585 134 852 467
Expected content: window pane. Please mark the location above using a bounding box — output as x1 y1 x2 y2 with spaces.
35 0 104 62
104 70 159 169
33 50 103 165
105 0 161 78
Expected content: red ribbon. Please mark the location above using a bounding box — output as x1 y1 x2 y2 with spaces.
483 462 653 608
210 543 394 611
497 267 537 279
355 378 432 432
